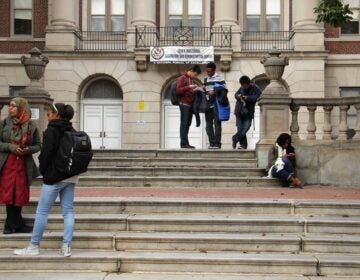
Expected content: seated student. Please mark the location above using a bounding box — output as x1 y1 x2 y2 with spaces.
266 133 302 188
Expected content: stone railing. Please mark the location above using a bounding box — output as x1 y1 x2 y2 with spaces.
290 96 360 141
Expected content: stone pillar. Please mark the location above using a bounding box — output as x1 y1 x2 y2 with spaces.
131 0 156 27
213 0 240 69
45 0 79 51
18 48 53 136
257 48 291 168
131 0 156 71
292 0 324 51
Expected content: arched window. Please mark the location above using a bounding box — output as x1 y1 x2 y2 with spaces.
84 79 123 99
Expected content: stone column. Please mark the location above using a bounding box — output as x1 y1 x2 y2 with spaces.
130 0 156 71
213 0 240 69
131 0 156 27
18 48 53 136
257 48 291 168
292 0 324 51
45 0 79 51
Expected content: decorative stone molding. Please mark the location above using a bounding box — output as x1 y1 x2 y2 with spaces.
134 49 148 72
20 48 49 95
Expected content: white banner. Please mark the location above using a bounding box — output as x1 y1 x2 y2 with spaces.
150 46 214 64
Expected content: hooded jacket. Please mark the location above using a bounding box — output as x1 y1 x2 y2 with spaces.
38 119 74 185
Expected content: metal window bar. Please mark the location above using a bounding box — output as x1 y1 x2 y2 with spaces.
241 31 294 51
75 31 127 51
136 26 231 48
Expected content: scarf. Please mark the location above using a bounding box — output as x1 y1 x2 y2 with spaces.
10 97 31 147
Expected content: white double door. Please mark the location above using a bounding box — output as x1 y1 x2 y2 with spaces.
164 103 206 149
82 101 122 149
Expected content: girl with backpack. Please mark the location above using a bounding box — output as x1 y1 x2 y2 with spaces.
15 103 77 257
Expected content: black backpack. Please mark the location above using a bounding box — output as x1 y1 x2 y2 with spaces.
170 75 186 105
54 130 93 176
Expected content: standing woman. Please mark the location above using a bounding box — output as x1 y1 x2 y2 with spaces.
15 103 77 257
0 97 41 234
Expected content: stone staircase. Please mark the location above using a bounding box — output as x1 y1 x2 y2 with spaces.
1 149 360 279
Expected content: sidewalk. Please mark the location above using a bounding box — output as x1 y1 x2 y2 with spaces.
30 185 360 200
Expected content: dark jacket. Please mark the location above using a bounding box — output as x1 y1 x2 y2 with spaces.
234 83 262 119
0 117 41 185
38 119 74 185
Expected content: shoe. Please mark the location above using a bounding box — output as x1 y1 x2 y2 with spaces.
181 145 195 149
289 177 302 188
232 141 237 149
15 225 33 233
14 244 40 256
3 227 14 234
237 145 245 150
208 146 220 149
61 243 71 257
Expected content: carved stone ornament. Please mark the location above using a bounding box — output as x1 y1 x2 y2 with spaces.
261 47 289 81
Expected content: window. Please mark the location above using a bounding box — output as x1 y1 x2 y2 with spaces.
84 79 123 99
14 0 33 35
245 0 281 31
90 0 125 31
9 86 26 97
341 0 360 35
168 0 203 27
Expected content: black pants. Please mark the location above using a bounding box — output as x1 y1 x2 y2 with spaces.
179 104 193 146
5 205 24 231
205 107 222 148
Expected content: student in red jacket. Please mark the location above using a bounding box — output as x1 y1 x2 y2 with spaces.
176 65 202 149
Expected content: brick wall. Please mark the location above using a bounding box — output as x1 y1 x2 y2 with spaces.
156 0 160 27
0 0 10 37
33 0 48 38
0 0 46 54
211 0 214 26
325 41 360 54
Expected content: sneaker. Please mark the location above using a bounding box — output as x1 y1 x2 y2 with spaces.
237 145 245 150
232 141 237 149
61 243 71 257
208 146 220 149
14 244 40 256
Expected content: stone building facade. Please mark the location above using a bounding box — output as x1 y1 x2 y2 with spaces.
0 0 359 149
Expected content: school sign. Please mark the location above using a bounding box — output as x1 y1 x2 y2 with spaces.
150 46 214 64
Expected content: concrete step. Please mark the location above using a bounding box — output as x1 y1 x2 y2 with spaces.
92 149 257 159
90 157 258 168
86 166 265 177
66 176 280 188
1 273 359 280
6 198 360 217
2 232 360 255
1 251 360 276
1 213 359 235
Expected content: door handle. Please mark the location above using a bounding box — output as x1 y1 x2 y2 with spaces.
104 131 106 138
100 131 103 137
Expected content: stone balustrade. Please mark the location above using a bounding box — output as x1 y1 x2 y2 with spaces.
290 96 360 141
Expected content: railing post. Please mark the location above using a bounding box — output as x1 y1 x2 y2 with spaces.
355 104 360 140
323 105 333 140
306 105 317 140
338 105 350 140
290 104 300 142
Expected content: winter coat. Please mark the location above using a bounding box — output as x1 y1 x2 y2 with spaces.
0 117 41 186
38 119 74 185
234 83 262 119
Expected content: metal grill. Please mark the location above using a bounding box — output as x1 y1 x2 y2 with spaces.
241 31 294 51
75 31 127 51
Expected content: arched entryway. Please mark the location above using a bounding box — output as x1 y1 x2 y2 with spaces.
162 77 206 149
81 77 123 149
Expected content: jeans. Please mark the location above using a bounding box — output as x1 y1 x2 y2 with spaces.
179 104 193 146
31 182 75 245
271 157 294 184
232 117 252 148
205 107 222 147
